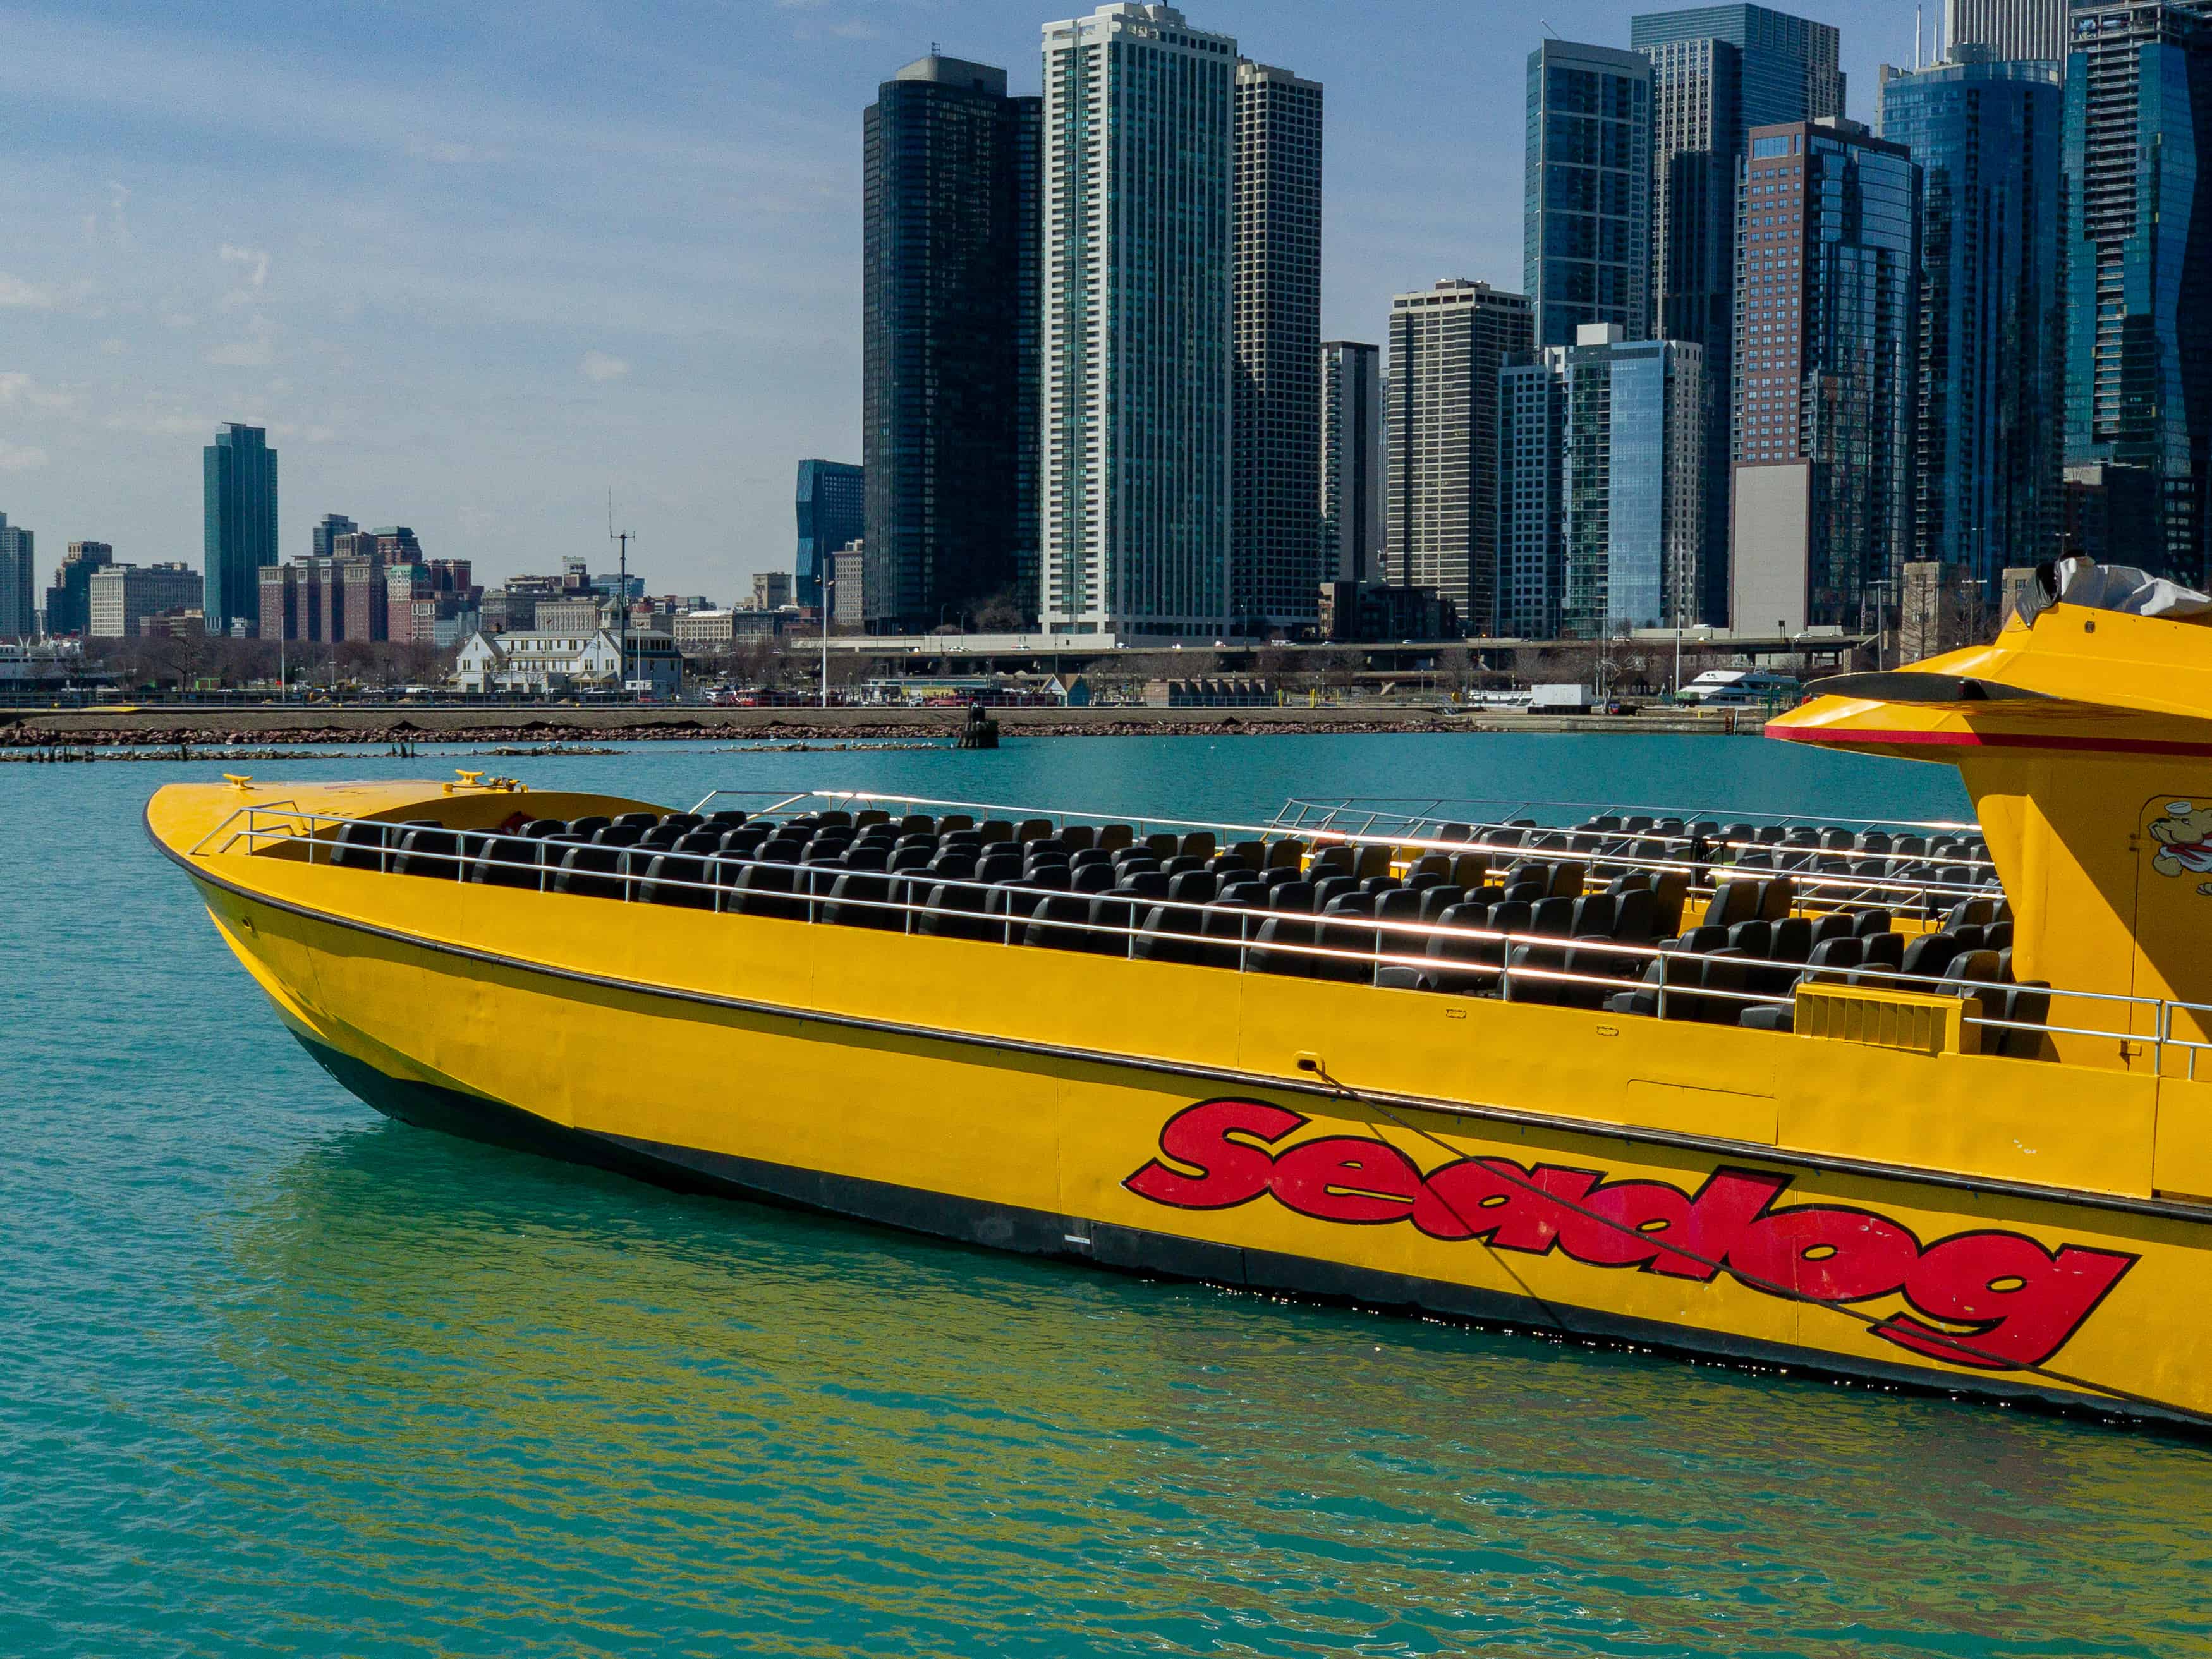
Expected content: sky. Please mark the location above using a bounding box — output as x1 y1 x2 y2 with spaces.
1 0 1923 602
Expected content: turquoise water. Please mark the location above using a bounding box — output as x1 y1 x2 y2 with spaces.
9 734 2212 1658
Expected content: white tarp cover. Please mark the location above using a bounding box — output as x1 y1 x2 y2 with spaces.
2057 557 2212 619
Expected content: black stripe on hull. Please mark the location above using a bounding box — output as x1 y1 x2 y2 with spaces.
295 1035 2199 1437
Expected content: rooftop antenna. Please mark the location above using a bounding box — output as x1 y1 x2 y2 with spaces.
1916 4 1924 68
608 489 633 696
1539 18 1559 37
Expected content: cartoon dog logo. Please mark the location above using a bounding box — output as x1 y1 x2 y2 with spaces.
2149 801 2212 896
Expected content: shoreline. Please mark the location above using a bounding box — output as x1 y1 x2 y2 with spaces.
0 705 1747 748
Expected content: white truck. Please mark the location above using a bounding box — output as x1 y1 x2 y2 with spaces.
1529 683 1595 714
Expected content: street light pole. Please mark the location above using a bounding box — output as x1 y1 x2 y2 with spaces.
820 577 836 708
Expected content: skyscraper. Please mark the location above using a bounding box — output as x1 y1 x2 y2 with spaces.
863 56 1041 633
1560 325 1708 636
1499 348 1570 637
0 514 33 639
312 513 357 559
1882 56 2064 590
1320 342 1384 585
1041 3 1236 640
43 540 112 638
1946 0 2067 62
1730 120 1921 633
1632 4 1844 623
1232 58 1325 633
203 423 278 636
1524 41 1655 349
795 460 864 611
2062 0 2212 583
1385 279 1534 631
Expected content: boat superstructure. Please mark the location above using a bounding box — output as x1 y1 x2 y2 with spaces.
147 597 2212 1429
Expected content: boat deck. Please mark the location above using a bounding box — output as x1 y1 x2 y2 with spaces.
188 785 2211 1078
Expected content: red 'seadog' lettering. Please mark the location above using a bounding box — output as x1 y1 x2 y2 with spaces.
1123 1099 2136 1373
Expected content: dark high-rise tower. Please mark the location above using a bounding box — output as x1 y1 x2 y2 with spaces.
795 459 864 611
312 513 358 559
42 540 112 638
1232 58 1324 633
1729 120 1920 633
1525 41 1654 349
203 423 278 636
2062 0 2212 584
1385 279 1534 631
0 514 33 640
1882 56 2064 591
1632 4 1844 622
863 56 1040 633
1320 341 1383 586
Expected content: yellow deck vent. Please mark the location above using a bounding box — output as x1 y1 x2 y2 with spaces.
1795 983 1981 1056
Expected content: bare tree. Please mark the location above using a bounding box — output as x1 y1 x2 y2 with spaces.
973 588 1028 631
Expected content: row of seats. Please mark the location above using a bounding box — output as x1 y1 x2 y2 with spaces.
1572 812 1988 864
324 806 2050 1057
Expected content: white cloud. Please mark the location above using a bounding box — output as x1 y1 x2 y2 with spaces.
0 372 79 411
207 337 276 367
407 136 500 166
83 182 135 251
219 244 270 288
103 398 214 439
580 350 631 382
207 316 278 367
0 441 50 473
0 274 55 309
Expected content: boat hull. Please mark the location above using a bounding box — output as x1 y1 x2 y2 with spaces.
176 844 2212 1433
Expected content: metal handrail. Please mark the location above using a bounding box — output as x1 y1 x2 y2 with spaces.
1275 799 2002 875
690 787 2008 906
191 801 2207 1059
1274 793 1986 835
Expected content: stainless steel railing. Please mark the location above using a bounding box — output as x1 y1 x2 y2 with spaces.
690 787 2008 921
183 798 2212 1070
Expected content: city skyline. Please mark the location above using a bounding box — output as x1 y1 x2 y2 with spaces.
3 0 1947 601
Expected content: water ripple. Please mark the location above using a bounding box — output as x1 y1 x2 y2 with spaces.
6 744 2208 1656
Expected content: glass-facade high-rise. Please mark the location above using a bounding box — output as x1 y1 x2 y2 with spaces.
203 423 278 637
1232 59 1325 632
1559 327 1708 636
1632 4 1843 624
795 459 864 611
1730 121 1921 633
1882 56 2063 591
312 513 357 560
1319 342 1383 585
1385 279 1534 631
1041 3 1236 640
42 540 112 638
1525 41 1654 349
2062 0 2212 585
0 513 34 640
1498 349 1569 638
863 56 1040 633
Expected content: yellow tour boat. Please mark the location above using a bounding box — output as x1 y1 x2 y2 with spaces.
149 587 2212 1430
